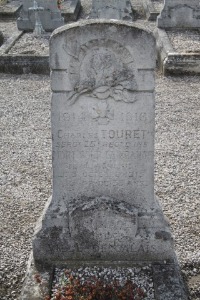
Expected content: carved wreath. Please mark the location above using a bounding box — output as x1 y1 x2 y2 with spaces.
67 48 137 105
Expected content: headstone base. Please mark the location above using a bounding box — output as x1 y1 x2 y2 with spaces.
20 253 188 300
33 195 175 268
61 0 81 22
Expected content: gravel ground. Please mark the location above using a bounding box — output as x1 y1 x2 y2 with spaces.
8 33 50 55
0 20 20 42
167 30 200 53
0 72 199 300
51 266 155 299
0 74 52 300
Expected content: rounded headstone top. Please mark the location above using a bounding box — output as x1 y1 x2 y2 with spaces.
51 19 154 40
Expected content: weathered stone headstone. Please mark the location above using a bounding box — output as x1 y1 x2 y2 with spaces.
157 0 200 28
61 0 81 22
90 0 133 20
33 20 174 268
17 0 64 32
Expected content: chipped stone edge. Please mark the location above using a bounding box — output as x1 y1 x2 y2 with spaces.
154 27 200 75
20 252 53 300
142 0 160 21
152 261 189 300
0 54 50 74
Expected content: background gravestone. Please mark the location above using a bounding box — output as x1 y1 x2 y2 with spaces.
157 0 200 28
61 0 81 22
90 0 133 20
17 0 64 32
33 20 174 267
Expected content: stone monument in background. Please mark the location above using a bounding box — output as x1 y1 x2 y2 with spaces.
61 0 81 22
157 0 200 28
17 0 64 32
32 20 175 268
90 0 133 20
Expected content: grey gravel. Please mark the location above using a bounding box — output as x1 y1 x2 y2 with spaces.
0 20 19 42
167 29 200 53
0 74 52 300
8 33 50 55
52 266 155 299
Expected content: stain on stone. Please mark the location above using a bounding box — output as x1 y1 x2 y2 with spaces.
155 230 172 241
74 227 99 251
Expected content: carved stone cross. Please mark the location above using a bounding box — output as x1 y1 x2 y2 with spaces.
29 0 45 36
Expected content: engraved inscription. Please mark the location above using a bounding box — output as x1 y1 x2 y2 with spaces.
52 36 155 206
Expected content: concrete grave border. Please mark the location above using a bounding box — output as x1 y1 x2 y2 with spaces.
0 31 50 74
20 253 188 300
154 28 200 75
0 0 22 20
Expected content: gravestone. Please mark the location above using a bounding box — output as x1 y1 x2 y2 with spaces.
17 0 64 32
157 0 200 28
29 0 45 36
61 0 81 22
90 0 133 20
33 20 174 268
